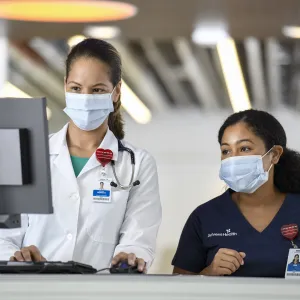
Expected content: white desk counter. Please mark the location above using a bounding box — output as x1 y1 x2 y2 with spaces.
0 274 298 300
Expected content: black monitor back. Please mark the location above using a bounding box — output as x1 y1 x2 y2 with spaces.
0 98 53 217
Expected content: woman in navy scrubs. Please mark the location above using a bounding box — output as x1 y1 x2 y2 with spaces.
172 109 300 277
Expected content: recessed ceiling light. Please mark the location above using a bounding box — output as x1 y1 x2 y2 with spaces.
67 35 86 48
217 39 251 112
0 82 52 120
192 22 229 46
282 26 300 38
46 107 52 120
0 1 137 23
121 81 152 124
84 26 121 40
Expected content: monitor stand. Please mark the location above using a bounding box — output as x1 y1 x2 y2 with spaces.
0 215 21 228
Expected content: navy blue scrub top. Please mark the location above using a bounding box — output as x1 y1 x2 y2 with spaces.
172 190 300 278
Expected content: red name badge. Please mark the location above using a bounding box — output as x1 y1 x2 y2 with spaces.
281 224 299 241
96 149 113 167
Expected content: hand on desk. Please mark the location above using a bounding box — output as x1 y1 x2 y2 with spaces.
201 248 246 276
10 245 46 262
111 252 146 273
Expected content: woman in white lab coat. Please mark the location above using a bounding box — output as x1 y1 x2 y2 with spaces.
0 38 162 272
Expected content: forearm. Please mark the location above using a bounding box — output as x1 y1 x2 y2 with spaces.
173 266 211 275
115 152 161 270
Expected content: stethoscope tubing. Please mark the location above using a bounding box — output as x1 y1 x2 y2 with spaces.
110 140 137 190
111 161 135 190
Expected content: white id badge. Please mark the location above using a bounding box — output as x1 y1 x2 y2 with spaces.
285 248 300 279
92 178 112 203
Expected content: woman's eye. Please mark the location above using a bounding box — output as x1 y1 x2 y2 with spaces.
222 149 229 155
241 146 251 152
71 86 80 92
93 88 105 93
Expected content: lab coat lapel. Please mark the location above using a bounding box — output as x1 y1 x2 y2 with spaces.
49 124 78 191
79 129 119 177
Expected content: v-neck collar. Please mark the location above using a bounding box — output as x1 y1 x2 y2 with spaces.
225 189 290 235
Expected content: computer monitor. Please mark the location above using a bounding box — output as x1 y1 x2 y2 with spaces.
0 98 53 228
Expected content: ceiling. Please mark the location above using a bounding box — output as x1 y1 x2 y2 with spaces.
8 37 300 114
4 0 300 124
5 0 300 40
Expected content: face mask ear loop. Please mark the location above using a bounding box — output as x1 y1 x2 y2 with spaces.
262 146 275 173
262 146 275 159
110 86 116 97
267 164 273 172
109 86 118 109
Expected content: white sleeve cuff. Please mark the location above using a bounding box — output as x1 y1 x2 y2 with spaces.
0 241 20 260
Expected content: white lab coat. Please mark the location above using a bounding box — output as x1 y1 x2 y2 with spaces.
0 124 162 270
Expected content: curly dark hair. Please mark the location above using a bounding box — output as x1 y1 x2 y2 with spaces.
66 38 124 140
218 109 300 193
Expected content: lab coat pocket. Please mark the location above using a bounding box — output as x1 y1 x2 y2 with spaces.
86 190 129 244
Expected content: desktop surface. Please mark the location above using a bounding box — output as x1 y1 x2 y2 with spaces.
0 274 298 300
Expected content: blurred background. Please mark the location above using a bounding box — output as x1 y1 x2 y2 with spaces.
1 0 300 273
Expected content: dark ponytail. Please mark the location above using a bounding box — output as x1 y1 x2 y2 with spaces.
66 38 125 140
108 95 124 140
218 109 300 193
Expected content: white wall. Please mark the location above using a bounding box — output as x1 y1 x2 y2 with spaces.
49 106 300 274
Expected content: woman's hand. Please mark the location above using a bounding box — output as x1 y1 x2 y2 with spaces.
111 252 146 272
201 248 246 276
10 245 46 262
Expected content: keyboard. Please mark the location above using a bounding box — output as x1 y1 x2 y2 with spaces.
0 261 97 274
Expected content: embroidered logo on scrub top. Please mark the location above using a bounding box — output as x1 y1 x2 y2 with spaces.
208 229 238 238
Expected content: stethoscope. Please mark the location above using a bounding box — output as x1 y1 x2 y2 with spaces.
97 140 140 190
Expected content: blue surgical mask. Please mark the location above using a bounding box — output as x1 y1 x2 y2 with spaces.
64 90 115 131
219 148 273 193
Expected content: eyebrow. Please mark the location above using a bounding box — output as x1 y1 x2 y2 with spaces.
92 83 108 87
67 81 108 87
68 81 81 86
221 139 255 146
